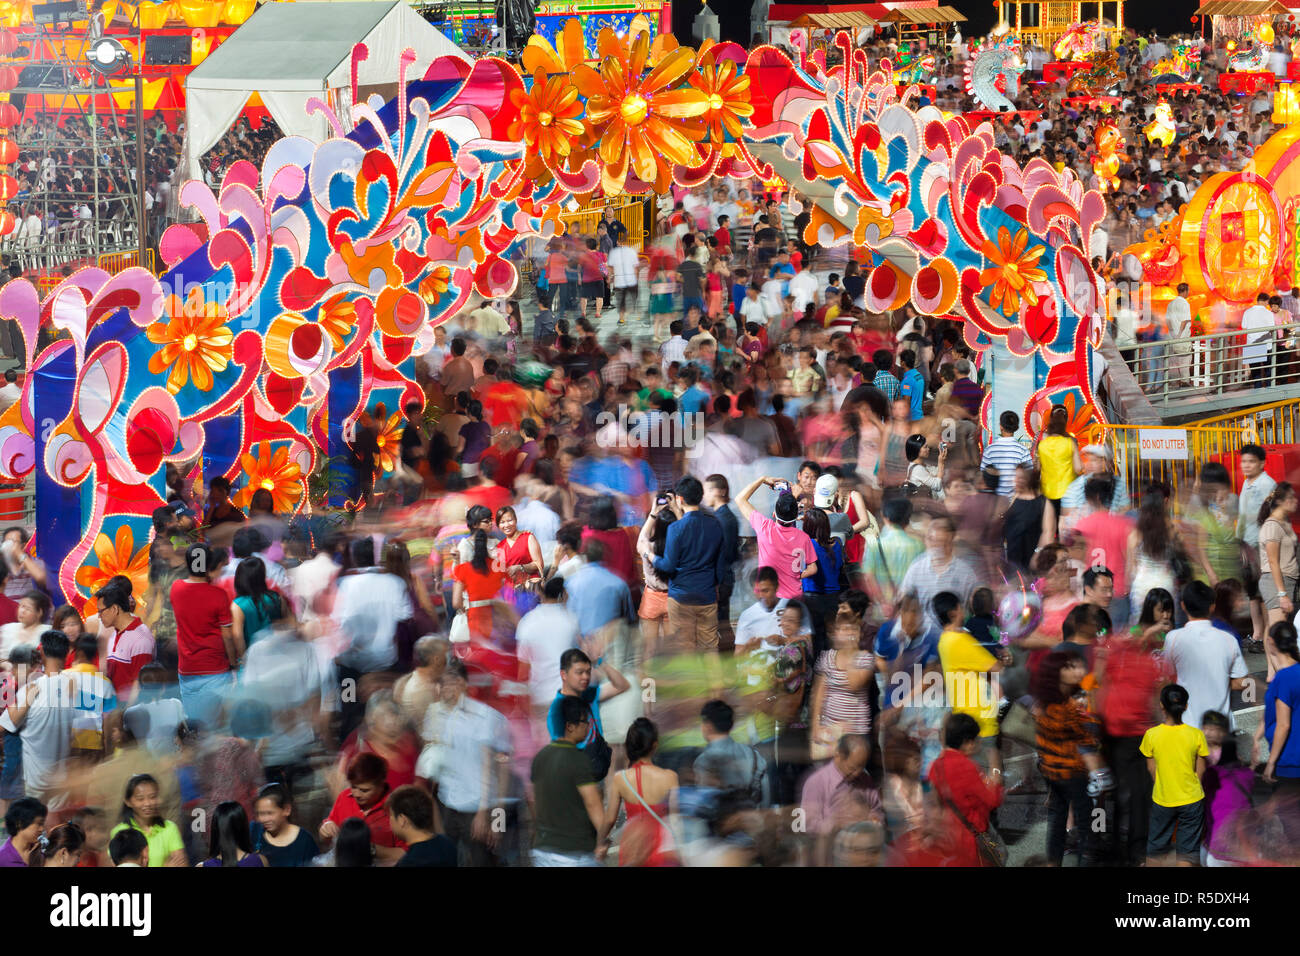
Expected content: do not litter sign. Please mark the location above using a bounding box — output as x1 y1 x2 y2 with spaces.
1138 428 1188 460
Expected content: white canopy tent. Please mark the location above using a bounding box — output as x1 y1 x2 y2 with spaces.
184 0 468 182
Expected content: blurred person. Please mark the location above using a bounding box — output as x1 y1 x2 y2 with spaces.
1262 621 1300 789
388 784 457 867
531 695 605 866
1034 650 1105 866
652 475 725 654
0 796 45 867
198 801 266 867
981 410 1031 497
635 501 676 658
927 713 1004 867
426 660 511 866
320 752 404 864
899 515 980 634
0 630 77 806
694 699 766 801
251 782 319 867
108 827 148 867
1164 580 1249 734
810 616 874 762
1035 405 1082 533
1237 444 1276 648
798 734 882 864
1141 684 1209 867
172 544 238 729
392 636 449 727
1073 476 1136 629
599 717 679 867
1258 482 1298 655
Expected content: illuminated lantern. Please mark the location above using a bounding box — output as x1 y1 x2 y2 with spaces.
0 138 14 164
0 210 13 236
0 28 15 56
0 102 18 127
0 66 16 91
0 174 16 200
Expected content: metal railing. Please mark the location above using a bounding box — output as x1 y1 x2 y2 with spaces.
558 197 647 251
97 249 157 275
1186 398 1300 449
1104 423 1252 512
1121 320 1300 410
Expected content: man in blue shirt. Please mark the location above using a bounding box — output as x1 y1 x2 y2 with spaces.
545 647 630 783
565 538 636 639
871 592 940 712
653 475 726 653
676 366 710 417
898 348 925 422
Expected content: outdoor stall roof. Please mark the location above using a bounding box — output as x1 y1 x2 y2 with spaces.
184 0 468 181
788 11 879 29
877 5 967 24
1193 1 1290 14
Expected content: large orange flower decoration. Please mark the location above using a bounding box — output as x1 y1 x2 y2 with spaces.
146 287 235 394
374 412 405 474
74 525 150 615
980 226 1048 317
576 35 709 193
509 71 585 170
691 57 753 141
234 440 304 514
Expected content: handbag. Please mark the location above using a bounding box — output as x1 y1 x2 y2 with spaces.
934 765 1008 867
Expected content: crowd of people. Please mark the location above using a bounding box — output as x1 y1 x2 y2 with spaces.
2 24 1300 871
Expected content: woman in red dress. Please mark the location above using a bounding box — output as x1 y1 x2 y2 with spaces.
452 529 506 642
496 505 544 616
600 718 679 866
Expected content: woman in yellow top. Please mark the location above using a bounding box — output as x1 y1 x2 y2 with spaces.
1035 405 1083 536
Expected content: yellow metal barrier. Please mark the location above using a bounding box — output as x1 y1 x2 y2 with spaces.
97 249 157 275
559 197 646 251
1105 423 1251 510
1185 399 1300 449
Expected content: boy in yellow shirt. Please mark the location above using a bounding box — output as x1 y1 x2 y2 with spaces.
935 591 1007 775
1140 683 1209 867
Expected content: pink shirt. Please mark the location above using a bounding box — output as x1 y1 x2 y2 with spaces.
749 511 814 599
1073 510 1136 595
799 758 883 835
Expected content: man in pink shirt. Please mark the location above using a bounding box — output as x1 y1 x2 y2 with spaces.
798 734 883 862
1072 475 1136 630
735 476 817 599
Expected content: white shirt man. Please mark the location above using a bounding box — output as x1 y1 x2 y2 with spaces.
513 495 561 557
421 671 512 816
740 290 776 327
515 596 581 709
660 331 689 372
1163 614 1248 730
761 275 785 317
333 566 413 672
608 242 638 291
788 267 819 315
1241 298 1276 367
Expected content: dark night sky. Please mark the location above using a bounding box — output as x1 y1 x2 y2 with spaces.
674 0 1206 45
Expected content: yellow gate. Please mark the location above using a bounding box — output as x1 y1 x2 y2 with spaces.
559 197 647 250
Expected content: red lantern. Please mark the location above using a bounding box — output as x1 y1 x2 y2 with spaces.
0 139 14 164
0 210 13 237
0 68 17 92
0 30 15 57
1191 15 1198 22
0 176 16 201
0 103 18 127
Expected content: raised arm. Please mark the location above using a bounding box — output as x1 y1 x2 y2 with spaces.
735 476 769 521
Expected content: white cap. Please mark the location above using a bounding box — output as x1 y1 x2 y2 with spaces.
814 474 839 508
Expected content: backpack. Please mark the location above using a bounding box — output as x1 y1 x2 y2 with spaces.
585 725 613 781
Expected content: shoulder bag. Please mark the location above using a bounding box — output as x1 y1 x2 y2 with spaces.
933 764 1008 867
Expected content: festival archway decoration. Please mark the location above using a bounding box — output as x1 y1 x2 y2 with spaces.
0 17 1107 608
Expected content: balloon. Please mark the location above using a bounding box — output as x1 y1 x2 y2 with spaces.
997 587 1043 644
1260 24 1275 45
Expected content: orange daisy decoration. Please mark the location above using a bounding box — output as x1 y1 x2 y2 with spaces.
146 287 235 394
74 525 150 615
317 293 357 352
691 56 753 141
374 412 404 474
234 440 304 513
576 32 709 194
509 70 585 168
417 265 452 305
980 226 1048 317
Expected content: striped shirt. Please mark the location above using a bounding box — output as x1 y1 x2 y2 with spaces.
873 370 901 402
815 649 875 733
1035 699 1100 782
981 436 1032 496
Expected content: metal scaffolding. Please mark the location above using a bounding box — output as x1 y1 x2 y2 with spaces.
0 24 143 275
